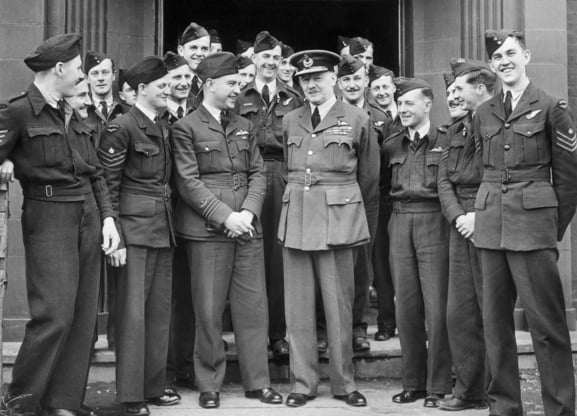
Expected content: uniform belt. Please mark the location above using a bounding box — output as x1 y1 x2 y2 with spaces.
200 173 248 190
121 184 172 198
482 168 550 184
455 184 479 199
23 180 92 198
288 171 357 186
392 200 441 213
260 150 284 161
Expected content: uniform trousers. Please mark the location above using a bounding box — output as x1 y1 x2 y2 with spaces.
166 240 195 382
388 209 452 394
261 159 286 342
478 248 575 416
447 227 486 400
373 200 395 332
283 247 357 396
9 195 101 413
115 246 173 402
185 239 270 392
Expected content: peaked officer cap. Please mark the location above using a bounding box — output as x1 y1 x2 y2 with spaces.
290 50 340 77
24 33 82 72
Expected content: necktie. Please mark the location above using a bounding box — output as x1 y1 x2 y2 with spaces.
311 106 320 129
177 106 184 119
504 91 512 119
57 99 66 117
220 110 229 130
100 100 109 118
385 110 392 119
191 75 200 96
412 132 420 148
262 84 270 105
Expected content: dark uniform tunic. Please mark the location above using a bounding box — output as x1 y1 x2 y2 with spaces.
171 105 270 393
98 106 174 403
437 115 487 401
235 80 302 344
382 125 452 395
473 83 577 416
279 100 379 395
0 84 114 413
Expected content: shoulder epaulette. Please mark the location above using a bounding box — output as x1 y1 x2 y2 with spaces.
9 91 27 103
437 125 449 133
384 129 404 144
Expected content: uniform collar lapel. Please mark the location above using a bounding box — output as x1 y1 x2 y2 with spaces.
508 82 538 121
198 104 224 134
314 99 343 132
132 106 162 138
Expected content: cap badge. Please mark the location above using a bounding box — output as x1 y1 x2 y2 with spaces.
303 55 313 68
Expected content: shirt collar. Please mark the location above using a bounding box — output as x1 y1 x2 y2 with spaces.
166 98 186 117
502 78 530 108
134 103 157 123
343 96 364 109
33 80 61 109
310 95 337 122
202 102 222 123
255 77 277 97
408 120 431 142
92 94 114 107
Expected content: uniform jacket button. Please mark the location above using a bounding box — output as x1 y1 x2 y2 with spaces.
307 150 313 155
504 123 511 129
502 186 508 193
311 134 316 138
504 144 511 151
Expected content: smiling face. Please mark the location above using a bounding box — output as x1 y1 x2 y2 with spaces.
207 74 242 110
353 44 374 66
453 74 482 112
168 64 193 102
277 58 296 83
370 74 396 109
338 65 368 105
178 36 211 71
87 58 114 98
238 63 256 89
56 55 85 97
489 36 530 87
446 83 468 120
299 71 337 106
397 88 432 129
253 45 282 83
65 79 92 119
138 75 170 110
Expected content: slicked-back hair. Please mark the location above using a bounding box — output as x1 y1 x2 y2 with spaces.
464 68 497 94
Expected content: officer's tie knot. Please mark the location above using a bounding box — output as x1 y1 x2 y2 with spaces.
504 90 512 119
177 105 184 119
100 100 109 119
220 110 229 130
311 106 320 129
262 84 270 106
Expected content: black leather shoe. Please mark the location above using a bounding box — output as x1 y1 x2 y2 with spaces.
352 336 370 352
199 392 220 409
147 388 181 406
334 391 367 407
374 330 393 341
317 339 328 354
122 402 150 416
245 387 283 404
286 393 315 407
438 396 488 411
76 404 98 416
271 339 289 359
392 390 427 403
424 393 444 408
43 409 78 416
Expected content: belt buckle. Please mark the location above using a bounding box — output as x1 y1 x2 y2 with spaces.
233 173 240 190
304 172 312 187
501 169 510 184
45 185 53 198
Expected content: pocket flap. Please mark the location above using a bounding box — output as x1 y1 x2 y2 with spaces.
239 104 259 115
134 142 160 157
235 139 250 151
513 121 545 138
27 124 61 138
323 135 354 148
425 151 442 166
389 154 407 166
480 126 501 141
119 193 156 217
72 123 92 135
522 184 558 209
194 141 221 153
325 187 363 206
287 135 303 147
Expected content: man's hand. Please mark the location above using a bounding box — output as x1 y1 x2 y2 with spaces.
107 248 127 267
223 210 255 238
455 212 475 240
0 159 14 184
101 217 120 255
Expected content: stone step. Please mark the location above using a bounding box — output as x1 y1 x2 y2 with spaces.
3 327 577 384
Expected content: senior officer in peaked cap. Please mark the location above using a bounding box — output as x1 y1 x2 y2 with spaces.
279 50 379 407
0 33 120 416
382 77 452 408
171 52 282 409
98 56 180 416
473 29 577 416
235 31 303 360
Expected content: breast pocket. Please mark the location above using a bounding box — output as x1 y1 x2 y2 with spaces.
134 141 160 178
447 138 465 173
322 135 355 169
480 125 501 167
425 151 442 188
388 154 407 191
286 135 304 169
26 124 68 167
232 138 251 166
325 186 369 246
193 141 221 170
513 121 546 164
72 123 97 163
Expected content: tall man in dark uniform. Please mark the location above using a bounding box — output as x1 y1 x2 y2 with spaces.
279 50 379 408
0 33 120 416
171 52 283 409
382 78 452 408
336 55 385 351
368 65 399 341
436 58 496 412
474 29 577 416
98 56 180 416
235 31 303 359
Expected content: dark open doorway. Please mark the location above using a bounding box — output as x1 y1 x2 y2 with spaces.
163 0 400 74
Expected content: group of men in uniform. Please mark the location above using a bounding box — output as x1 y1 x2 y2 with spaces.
0 19 575 416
